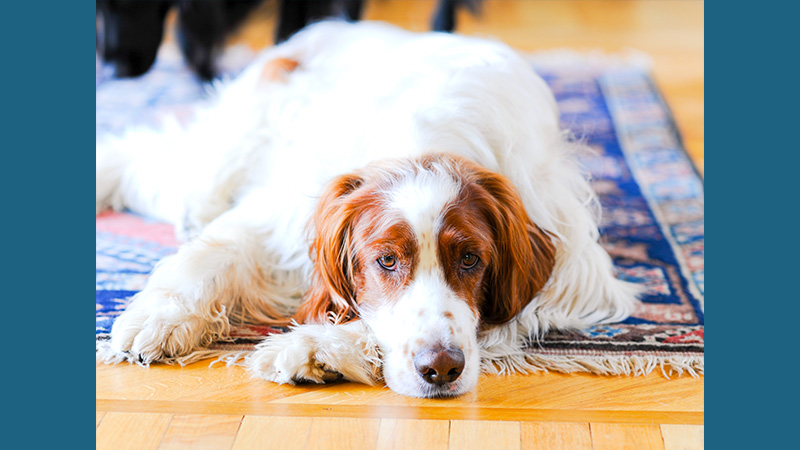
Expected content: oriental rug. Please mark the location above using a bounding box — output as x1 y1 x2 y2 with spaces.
96 46 704 377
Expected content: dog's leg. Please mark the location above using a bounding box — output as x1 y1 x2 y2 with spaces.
247 320 382 386
107 201 294 364
96 114 253 241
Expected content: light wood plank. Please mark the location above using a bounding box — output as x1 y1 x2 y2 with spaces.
305 417 381 450
96 412 173 450
95 359 331 403
521 422 591 450
97 398 702 425
97 411 106 428
376 419 449 450
591 423 665 450
661 424 704 450
231 416 311 450
159 414 242 450
449 420 520 450
98 362 703 416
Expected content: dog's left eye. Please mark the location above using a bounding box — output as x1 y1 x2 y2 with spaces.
377 255 397 271
461 253 480 270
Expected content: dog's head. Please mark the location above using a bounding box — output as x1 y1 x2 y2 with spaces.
297 154 556 397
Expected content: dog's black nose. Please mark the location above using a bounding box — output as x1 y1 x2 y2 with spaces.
414 346 465 385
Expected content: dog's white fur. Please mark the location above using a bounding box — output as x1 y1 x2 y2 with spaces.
96 21 637 397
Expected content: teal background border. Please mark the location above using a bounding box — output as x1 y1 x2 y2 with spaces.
3 2 95 447
707 2 797 448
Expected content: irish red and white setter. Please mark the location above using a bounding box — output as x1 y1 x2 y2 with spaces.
96 21 637 398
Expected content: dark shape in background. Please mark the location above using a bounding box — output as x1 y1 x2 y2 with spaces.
96 0 482 81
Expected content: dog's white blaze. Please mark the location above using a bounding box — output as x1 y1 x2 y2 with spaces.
362 172 480 396
388 170 458 286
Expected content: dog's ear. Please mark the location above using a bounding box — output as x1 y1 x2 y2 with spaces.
294 173 364 324
473 168 557 325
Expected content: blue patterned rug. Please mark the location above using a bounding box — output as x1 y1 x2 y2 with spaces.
96 46 704 376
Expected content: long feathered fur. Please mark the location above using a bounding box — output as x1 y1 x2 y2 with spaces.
96 21 638 397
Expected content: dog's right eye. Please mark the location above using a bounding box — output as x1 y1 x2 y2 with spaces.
377 255 397 271
460 253 480 270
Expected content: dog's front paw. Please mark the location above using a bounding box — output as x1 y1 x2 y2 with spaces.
246 332 343 385
106 291 228 365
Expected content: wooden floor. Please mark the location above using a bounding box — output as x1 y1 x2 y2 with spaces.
97 1 704 448
97 361 703 450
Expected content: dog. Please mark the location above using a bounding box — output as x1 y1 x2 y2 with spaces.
96 21 638 398
97 0 480 81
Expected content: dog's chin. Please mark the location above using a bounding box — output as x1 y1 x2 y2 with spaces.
385 376 472 398
420 382 471 399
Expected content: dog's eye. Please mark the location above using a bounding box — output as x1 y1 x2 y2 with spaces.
461 253 480 270
377 255 397 271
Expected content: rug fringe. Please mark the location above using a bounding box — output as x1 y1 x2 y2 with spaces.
482 352 703 378
98 340 702 378
95 340 251 368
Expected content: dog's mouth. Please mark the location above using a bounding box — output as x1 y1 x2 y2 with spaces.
419 381 468 399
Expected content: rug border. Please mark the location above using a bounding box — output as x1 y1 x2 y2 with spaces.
523 52 704 377
598 69 705 314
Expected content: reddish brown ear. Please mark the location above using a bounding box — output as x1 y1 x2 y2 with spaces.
474 169 557 325
293 173 363 324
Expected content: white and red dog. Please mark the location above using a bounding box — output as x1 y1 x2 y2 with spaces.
96 22 637 398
